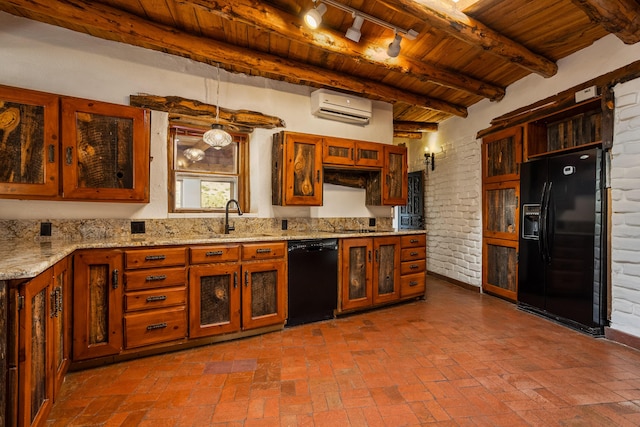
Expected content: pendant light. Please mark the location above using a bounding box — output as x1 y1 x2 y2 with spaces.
183 147 205 162
203 64 233 150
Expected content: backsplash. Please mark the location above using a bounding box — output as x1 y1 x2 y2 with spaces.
0 217 393 241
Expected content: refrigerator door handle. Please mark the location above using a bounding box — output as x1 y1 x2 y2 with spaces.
538 182 547 262
542 181 553 263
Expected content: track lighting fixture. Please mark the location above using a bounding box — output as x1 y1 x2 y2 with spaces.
304 3 327 29
303 0 418 57
345 14 364 42
387 33 402 57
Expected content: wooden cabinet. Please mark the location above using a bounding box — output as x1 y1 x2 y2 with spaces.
72 249 123 361
481 127 522 301
340 236 401 312
272 132 323 206
14 257 70 427
189 241 286 338
0 85 60 198
382 145 408 205
323 137 383 167
123 248 187 349
400 234 427 298
0 84 150 202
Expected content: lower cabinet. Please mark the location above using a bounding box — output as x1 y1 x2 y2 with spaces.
189 242 286 338
72 249 123 361
340 236 401 312
14 257 70 427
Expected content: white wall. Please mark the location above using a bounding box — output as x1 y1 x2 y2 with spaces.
0 12 393 220
611 79 640 338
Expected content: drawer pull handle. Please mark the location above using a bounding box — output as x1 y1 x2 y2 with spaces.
146 295 167 302
145 274 167 282
409 281 419 287
410 264 419 269
410 252 419 256
410 239 419 243
206 250 224 256
256 248 272 254
145 255 166 261
146 322 167 331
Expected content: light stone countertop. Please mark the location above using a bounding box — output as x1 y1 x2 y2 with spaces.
0 229 426 281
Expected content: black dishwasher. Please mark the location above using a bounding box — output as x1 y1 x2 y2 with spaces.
287 239 338 326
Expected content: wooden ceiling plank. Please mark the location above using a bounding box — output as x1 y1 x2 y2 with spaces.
378 0 558 78
393 121 438 132
0 0 467 117
571 0 640 44
185 0 505 100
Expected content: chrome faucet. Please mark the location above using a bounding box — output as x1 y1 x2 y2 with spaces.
224 199 243 234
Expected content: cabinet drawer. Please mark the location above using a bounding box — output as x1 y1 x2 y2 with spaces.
242 242 286 261
401 234 426 248
190 245 240 264
124 267 186 290
125 247 186 269
124 306 187 349
401 247 426 261
401 260 425 276
400 273 426 298
124 287 186 312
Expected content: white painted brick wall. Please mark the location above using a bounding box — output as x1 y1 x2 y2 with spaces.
611 78 640 338
424 135 483 286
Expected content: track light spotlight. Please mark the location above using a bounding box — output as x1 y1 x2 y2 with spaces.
345 14 364 42
304 3 327 29
387 33 402 57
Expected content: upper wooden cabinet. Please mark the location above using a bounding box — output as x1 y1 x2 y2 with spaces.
0 85 150 202
482 127 522 184
323 137 383 167
0 85 60 198
382 145 408 205
272 131 323 206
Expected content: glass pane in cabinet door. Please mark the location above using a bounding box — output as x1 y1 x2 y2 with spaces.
486 188 517 234
486 243 517 292
348 246 367 300
31 288 47 423
0 102 45 185
200 275 231 326
250 270 277 317
75 113 134 189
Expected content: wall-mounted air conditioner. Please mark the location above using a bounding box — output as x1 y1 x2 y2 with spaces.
310 89 372 125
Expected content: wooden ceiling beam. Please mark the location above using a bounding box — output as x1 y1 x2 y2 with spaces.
187 0 505 101
571 0 640 44
393 121 438 132
379 0 558 78
0 0 467 118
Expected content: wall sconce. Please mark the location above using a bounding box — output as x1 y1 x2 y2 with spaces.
424 150 435 171
303 0 418 57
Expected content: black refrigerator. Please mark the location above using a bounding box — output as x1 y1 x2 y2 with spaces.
518 147 607 335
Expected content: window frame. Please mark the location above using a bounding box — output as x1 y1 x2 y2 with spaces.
168 125 249 213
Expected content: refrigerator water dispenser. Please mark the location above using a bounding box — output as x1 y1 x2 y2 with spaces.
522 204 540 240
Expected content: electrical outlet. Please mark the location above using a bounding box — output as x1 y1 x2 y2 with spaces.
131 221 146 234
369 218 376 227
40 222 52 236
282 219 288 230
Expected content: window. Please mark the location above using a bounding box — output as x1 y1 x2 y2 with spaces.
169 125 249 212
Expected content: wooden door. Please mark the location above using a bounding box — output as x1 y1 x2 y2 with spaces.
483 238 518 301
60 97 150 202
355 141 383 167
372 237 401 305
283 133 323 205
0 85 60 199
323 137 354 166
18 270 53 427
482 127 522 184
340 238 373 311
382 145 408 205
241 261 286 330
189 263 241 338
483 181 520 241
72 250 123 360
51 258 70 399
399 171 424 229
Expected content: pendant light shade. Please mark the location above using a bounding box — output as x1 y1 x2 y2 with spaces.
183 147 205 162
203 124 233 149
203 63 233 150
